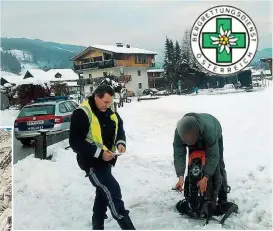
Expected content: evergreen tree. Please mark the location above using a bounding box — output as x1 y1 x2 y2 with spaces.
163 37 176 91
179 29 210 90
163 37 170 82
174 40 182 88
168 39 175 89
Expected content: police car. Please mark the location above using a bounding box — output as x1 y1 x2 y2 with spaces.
14 96 78 145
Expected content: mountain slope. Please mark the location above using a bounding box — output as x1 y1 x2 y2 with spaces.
1 37 271 75
1 38 86 74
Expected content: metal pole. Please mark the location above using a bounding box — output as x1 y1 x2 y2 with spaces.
34 131 48 159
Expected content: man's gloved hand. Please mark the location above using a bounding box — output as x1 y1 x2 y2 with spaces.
197 176 208 195
176 176 184 192
117 144 126 153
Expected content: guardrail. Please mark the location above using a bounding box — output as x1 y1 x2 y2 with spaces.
34 130 70 160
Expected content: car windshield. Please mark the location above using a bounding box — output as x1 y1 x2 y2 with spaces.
18 105 55 118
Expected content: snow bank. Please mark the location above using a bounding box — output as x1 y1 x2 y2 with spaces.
13 88 273 229
0 129 12 231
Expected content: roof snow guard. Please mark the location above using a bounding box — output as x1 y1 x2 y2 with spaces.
70 44 157 61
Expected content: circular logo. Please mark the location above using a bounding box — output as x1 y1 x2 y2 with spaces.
191 5 258 75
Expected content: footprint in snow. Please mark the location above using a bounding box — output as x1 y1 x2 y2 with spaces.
257 165 265 172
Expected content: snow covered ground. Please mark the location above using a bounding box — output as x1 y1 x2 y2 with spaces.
0 109 19 127
13 88 273 230
9 50 32 62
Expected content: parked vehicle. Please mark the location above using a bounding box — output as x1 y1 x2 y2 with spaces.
14 96 78 145
155 90 170 96
223 84 234 89
143 88 158 95
143 88 170 96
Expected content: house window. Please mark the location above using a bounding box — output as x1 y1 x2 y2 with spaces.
93 56 103 62
55 73 62 78
82 58 91 64
104 53 112 60
137 70 141 76
135 55 147 64
138 83 142 89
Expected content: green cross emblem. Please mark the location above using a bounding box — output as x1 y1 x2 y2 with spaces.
202 18 246 63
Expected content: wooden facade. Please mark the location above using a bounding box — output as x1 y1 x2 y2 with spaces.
147 70 166 89
72 46 156 71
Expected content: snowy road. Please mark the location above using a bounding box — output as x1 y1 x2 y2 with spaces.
13 89 273 230
13 136 34 164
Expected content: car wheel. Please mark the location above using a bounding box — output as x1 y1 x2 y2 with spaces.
20 138 32 146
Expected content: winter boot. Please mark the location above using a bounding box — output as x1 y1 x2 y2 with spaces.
117 215 136 230
92 214 108 230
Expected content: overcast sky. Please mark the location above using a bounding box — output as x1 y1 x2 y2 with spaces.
1 0 272 52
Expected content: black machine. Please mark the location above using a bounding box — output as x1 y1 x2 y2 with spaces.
175 151 238 226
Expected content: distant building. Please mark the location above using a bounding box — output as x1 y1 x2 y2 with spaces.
70 43 157 95
251 69 272 80
1 72 23 87
260 58 272 75
147 69 166 89
19 69 80 94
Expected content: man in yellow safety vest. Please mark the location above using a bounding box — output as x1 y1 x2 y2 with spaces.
69 85 135 230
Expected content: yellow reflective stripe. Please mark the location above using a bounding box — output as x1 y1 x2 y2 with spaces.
79 100 119 152
79 101 94 143
111 113 118 141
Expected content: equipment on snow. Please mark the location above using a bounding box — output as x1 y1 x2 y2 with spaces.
174 150 238 226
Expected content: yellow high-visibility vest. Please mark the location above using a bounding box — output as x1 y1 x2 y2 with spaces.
79 100 118 152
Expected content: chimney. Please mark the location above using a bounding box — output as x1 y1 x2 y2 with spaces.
126 44 130 48
116 43 123 47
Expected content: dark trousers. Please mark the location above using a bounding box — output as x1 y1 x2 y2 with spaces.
217 135 229 202
88 166 128 221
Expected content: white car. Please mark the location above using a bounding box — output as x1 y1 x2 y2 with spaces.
14 96 78 145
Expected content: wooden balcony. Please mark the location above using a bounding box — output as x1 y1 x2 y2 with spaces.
115 60 133 67
73 58 154 71
91 75 132 85
74 59 115 71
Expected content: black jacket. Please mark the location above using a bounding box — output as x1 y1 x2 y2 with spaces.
69 96 126 172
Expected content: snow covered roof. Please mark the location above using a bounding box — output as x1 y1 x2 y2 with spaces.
92 45 157 55
16 77 50 88
22 69 79 83
1 75 23 84
252 69 271 76
147 69 165 73
244 66 255 71
1 71 23 84
46 69 79 81
71 44 157 61
23 69 49 80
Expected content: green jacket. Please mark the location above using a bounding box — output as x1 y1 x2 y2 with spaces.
173 113 222 178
